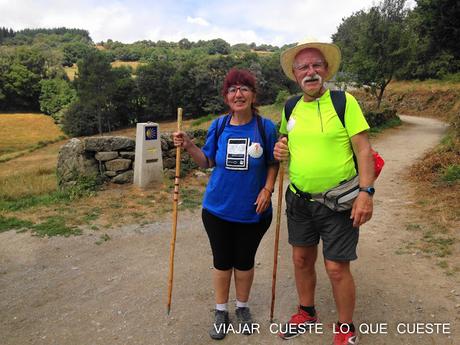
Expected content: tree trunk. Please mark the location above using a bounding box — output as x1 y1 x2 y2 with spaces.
376 76 393 109
377 87 384 109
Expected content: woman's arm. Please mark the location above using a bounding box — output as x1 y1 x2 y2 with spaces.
172 131 214 169
255 163 279 214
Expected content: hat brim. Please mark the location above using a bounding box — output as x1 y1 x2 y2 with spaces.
280 42 341 82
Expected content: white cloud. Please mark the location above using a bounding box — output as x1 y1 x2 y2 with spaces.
0 0 417 46
186 16 210 26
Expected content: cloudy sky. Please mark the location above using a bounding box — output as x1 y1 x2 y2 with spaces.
0 0 415 46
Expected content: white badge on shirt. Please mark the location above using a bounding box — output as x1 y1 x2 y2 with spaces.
248 142 263 158
226 138 249 170
286 116 296 132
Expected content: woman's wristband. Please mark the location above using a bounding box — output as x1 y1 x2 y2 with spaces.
263 187 273 195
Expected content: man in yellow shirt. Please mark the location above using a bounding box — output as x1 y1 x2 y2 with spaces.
274 38 375 345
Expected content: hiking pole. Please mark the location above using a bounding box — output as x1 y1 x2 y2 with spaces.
167 107 183 315
270 163 285 323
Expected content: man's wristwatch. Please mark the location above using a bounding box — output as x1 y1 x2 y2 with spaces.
359 186 375 196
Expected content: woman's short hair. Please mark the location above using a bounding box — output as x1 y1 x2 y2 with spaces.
222 68 257 96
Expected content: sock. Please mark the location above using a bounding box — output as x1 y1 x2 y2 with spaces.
216 303 228 311
300 305 316 317
337 322 355 333
236 300 248 308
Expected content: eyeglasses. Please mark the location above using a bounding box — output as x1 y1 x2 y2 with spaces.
227 85 252 95
293 61 326 72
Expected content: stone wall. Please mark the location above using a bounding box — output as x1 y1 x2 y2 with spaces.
57 130 208 189
57 136 136 188
161 129 207 178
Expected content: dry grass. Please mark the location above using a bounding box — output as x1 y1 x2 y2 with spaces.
0 142 62 200
64 64 78 81
406 109 459 274
408 144 460 226
0 113 65 157
110 60 144 69
388 80 460 92
1 171 206 231
252 50 274 56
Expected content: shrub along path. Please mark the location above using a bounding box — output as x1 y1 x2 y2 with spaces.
0 116 458 345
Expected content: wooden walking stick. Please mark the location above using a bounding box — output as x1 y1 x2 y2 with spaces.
167 107 183 315
270 163 285 323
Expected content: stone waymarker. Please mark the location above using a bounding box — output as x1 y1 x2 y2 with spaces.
134 123 163 188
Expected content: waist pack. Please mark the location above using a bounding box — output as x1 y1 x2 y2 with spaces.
314 175 360 212
292 175 360 212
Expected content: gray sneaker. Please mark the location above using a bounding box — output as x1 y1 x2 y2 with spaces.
209 310 230 340
235 307 253 335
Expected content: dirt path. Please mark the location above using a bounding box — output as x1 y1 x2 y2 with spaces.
1 115 458 345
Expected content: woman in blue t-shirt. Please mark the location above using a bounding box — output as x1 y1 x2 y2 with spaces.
173 68 279 340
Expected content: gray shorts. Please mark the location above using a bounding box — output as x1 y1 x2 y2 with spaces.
285 187 359 261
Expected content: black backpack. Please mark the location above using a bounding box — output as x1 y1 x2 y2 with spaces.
214 113 269 165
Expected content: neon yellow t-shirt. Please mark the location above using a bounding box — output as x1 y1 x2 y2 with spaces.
280 90 369 193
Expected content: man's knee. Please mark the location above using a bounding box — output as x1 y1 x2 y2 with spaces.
292 247 317 271
325 261 350 282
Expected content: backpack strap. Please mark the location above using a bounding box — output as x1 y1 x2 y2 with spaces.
255 114 270 166
330 90 359 170
214 114 230 149
284 95 302 122
255 114 266 148
330 90 346 127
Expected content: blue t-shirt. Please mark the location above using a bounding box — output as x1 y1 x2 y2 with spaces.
202 115 278 223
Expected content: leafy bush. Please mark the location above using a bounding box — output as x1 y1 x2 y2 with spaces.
61 101 99 136
39 78 76 118
365 107 399 128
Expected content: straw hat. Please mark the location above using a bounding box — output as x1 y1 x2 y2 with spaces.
280 38 341 81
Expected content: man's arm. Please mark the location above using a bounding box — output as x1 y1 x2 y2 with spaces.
350 131 374 227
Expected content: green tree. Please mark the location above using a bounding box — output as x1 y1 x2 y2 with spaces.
109 66 140 127
0 61 41 110
39 78 76 121
333 0 412 108
136 58 175 121
73 49 115 134
61 101 99 136
207 39 231 55
62 42 92 66
0 27 15 44
178 38 192 50
408 0 460 79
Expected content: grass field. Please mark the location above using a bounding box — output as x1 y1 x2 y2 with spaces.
110 60 144 69
0 113 65 159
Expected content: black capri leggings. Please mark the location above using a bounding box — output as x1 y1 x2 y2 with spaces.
202 208 272 271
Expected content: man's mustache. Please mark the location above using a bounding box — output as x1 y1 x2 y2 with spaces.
302 74 322 85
